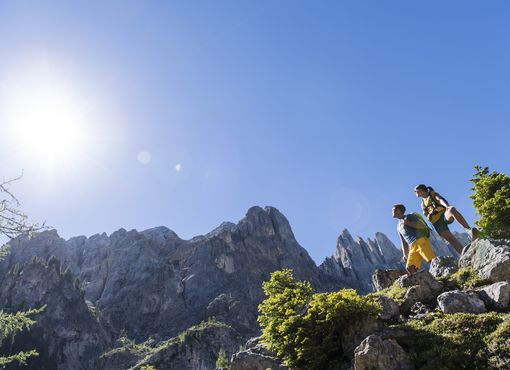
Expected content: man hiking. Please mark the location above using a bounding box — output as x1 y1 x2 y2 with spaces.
392 204 435 275
414 184 479 254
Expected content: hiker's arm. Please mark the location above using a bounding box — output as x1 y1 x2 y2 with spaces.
403 218 427 229
434 193 450 208
399 234 409 260
421 202 428 216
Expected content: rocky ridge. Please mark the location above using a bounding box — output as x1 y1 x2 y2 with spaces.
0 206 469 369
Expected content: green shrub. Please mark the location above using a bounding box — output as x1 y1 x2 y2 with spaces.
216 348 229 368
400 312 510 369
0 306 45 366
368 282 408 305
258 269 381 369
437 267 490 291
470 166 510 239
485 315 510 368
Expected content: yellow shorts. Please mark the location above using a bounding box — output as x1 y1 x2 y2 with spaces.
407 237 435 269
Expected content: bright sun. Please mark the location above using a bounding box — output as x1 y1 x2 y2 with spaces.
1 71 87 168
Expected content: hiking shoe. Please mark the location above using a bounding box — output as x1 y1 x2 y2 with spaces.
467 227 480 241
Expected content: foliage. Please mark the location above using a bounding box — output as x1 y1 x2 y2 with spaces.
0 175 47 367
258 269 381 369
437 267 490 291
470 166 510 239
368 282 408 304
115 331 157 356
140 366 156 370
216 348 229 368
400 312 510 369
0 244 11 261
177 317 231 344
0 173 45 239
485 314 510 368
0 306 46 367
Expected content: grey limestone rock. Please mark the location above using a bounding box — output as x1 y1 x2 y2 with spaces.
459 239 510 282
319 231 404 294
374 295 400 322
129 323 241 370
437 290 487 314
396 270 443 314
354 334 414 370
429 256 458 278
0 256 110 370
372 269 406 291
230 337 287 370
476 281 510 309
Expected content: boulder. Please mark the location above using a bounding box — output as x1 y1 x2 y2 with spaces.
230 337 287 370
396 270 442 313
476 281 510 309
437 290 487 314
459 239 510 282
354 334 414 370
429 256 458 278
341 317 382 354
374 295 400 322
396 270 443 292
409 302 432 319
372 269 406 291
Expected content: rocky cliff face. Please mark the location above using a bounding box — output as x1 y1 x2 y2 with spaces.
0 256 110 369
0 205 468 369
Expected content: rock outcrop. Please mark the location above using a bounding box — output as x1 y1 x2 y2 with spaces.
459 238 510 282
230 337 288 370
319 231 404 294
0 256 110 369
437 290 487 314
354 334 414 370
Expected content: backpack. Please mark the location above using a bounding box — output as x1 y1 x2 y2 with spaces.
421 187 447 219
412 211 431 238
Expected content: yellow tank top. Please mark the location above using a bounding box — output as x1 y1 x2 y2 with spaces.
422 191 446 223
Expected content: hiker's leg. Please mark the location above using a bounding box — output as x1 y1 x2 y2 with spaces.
416 237 436 265
445 206 470 229
406 242 421 275
406 264 418 275
440 230 464 254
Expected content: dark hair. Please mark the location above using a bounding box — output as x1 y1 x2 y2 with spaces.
393 204 406 213
415 184 434 193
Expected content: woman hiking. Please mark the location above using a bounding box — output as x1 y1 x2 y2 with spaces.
414 184 479 254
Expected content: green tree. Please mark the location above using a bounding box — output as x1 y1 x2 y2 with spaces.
470 166 510 239
0 306 45 367
0 173 44 239
258 269 381 369
216 348 229 368
0 174 45 367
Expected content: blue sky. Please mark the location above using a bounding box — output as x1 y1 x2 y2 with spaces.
0 1 509 263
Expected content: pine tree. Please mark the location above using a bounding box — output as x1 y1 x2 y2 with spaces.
216 348 229 368
470 166 510 238
0 174 46 366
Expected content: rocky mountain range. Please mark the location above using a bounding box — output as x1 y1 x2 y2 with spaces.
0 206 468 369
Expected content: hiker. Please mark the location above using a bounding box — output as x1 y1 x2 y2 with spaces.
414 184 479 254
392 204 435 275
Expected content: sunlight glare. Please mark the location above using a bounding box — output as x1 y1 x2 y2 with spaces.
2 72 88 168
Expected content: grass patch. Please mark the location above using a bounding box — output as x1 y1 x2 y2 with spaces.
368 282 408 305
397 312 510 369
437 267 490 291
176 317 231 343
485 314 510 368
